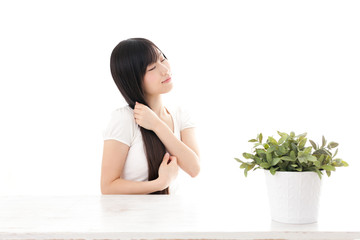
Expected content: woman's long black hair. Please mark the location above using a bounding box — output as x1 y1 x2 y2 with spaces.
110 38 169 194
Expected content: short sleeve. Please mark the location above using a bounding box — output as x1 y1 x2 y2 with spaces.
102 106 134 146
178 106 196 131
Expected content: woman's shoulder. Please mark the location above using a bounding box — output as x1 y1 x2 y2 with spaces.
103 105 136 145
113 105 133 114
111 105 134 120
105 105 137 131
167 104 192 117
166 104 181 119
167 104 196 130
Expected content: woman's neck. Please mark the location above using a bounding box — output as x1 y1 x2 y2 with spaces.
145 94 167 117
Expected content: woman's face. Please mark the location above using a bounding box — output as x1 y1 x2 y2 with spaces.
143 50 173 96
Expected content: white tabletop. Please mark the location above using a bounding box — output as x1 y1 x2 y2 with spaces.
1 194 359 240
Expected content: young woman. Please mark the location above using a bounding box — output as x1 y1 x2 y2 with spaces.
101 38 200 195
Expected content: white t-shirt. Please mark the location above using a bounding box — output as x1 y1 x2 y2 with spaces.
102 105 195 194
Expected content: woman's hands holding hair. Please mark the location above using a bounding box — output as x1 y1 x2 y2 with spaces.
158 152 178 190
134 102 180 189
134 102 161 131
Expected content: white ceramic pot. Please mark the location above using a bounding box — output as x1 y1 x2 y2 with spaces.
264 170 322 224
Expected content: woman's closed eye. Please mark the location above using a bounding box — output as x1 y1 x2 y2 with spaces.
147 58 167 71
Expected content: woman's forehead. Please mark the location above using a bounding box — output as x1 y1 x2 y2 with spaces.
155 49 162 57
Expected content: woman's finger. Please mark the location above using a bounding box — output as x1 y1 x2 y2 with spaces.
134 108 143 114
135 102 143 108
168 156 177 165
133 110 142 115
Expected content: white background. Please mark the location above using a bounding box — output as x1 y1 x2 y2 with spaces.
0 0 359 215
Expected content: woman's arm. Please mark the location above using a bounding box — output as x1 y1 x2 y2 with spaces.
103 177 165 195
101 140 165 194
153 122 200 178
133 103 200 178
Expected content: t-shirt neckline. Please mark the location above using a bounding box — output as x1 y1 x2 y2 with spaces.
126 104 176 134
164 106 176 134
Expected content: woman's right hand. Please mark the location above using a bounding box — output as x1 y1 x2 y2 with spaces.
158 152 179 190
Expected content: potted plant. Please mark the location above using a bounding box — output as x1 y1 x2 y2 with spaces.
234 131 348 224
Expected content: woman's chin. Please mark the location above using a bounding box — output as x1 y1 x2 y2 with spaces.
162 83 173 93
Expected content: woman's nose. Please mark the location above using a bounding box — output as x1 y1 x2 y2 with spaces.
160 64 170 75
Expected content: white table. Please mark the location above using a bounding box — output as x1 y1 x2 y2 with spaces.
1 194 359 240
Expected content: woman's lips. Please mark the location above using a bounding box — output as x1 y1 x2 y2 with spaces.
162 77 172 83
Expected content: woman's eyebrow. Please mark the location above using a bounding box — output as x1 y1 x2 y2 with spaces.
157 51 164 58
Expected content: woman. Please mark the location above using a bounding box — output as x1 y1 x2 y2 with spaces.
101 38 200 194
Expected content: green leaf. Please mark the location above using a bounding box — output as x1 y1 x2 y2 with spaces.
266 152 273 163
298 138 307 149
234 158 244 163
253 142 262 148
309 139 318 150
246 164 255 172
333 148 338 158
296 132 307 139
321 165 336 171
342 160 349 167
332 161 340 167
260 162 271 169
290 151 296 160
278 135 287 144
291 164 298 167
313 149 331 157
277 131 287 137
318 154 325 164
259 133 263 143
270 167 279 175
256 149 266 155
268 136 278 146
267 146 275 153
298 151 308 163
307 155 318 162
272 158 281 166
248 139 257 142
243 153 254 159
279 145 288 154
314 160 321 167
274 150 280 157
281 156 295 162
290 132 295 138
291 143 298 152
326 170 331 177
240 163 247 169
254 156 262 165
243 164 255 177
325 155 331 164
324 149 332 156
328 141 339 149
304 146 312 154
321 135 327 148
315 169 323 179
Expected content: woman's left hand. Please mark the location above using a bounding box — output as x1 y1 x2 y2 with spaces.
134 102 161 131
